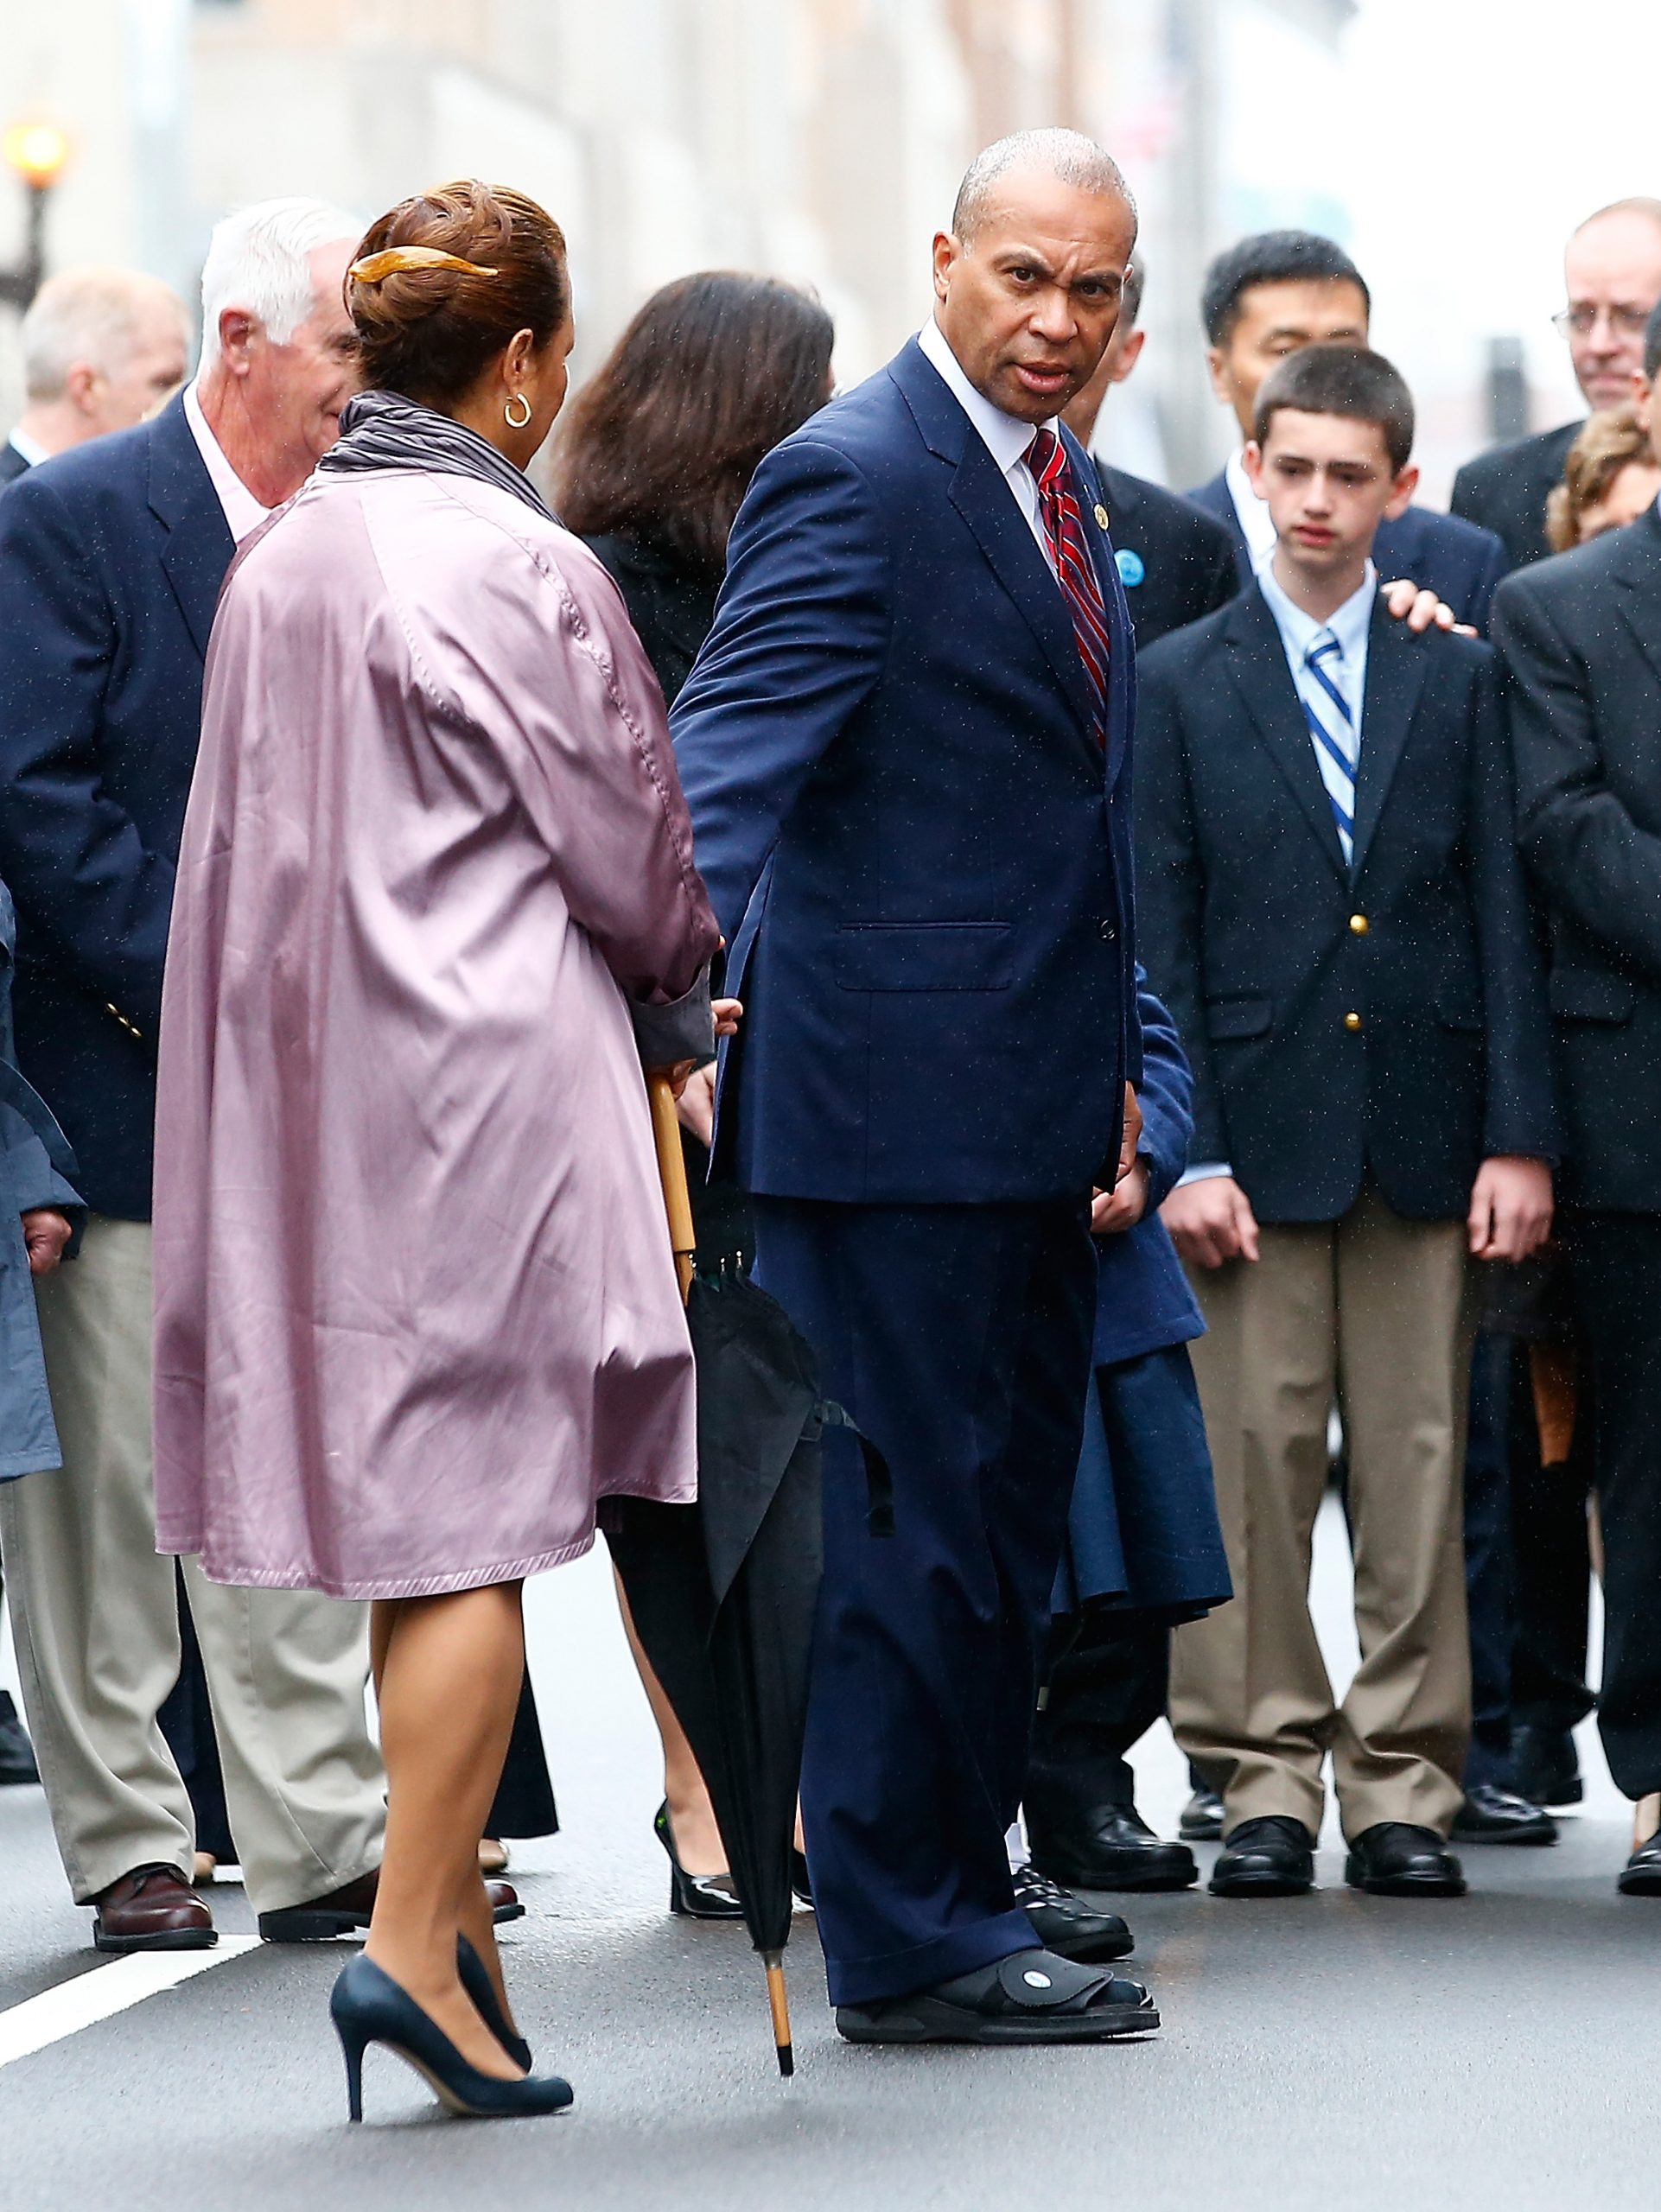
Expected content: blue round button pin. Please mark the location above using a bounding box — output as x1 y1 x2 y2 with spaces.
1116 548 1146 588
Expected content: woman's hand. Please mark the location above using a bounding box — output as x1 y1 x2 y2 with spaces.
22 1208 73 1277
678 1064 716 1147
713 997 742 1038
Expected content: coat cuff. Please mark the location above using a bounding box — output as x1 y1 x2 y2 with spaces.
631 966 716 1068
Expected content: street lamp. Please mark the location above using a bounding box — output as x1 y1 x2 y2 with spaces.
0 120 71 312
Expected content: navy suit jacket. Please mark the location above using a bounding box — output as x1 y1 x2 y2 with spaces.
1189 468 1509 636
0 396 233 1218
1094 976 1202 1368
1135 584 1555 1223
671 337 1139 1205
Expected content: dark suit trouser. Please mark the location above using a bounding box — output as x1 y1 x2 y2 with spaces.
1028 1615 1169 1814
751 1195 1096 2008
1563 1211 1661 1798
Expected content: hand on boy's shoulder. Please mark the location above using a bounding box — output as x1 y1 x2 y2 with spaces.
1380 575 1478 639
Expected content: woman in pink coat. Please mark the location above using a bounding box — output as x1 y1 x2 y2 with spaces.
153 181 723 2120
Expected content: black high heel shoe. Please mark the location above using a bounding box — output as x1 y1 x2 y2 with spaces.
655 1802 745 1920
791 1847 813 1907
329 1955 572 2123
457 1934 531 2071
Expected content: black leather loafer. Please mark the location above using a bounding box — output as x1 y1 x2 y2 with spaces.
1344 1822 1466 1897
0 1693 39 1788
836 1948 1158 2044
1013 1864 1134 1961
1617 1834 1661 1896
1028 1803 1199 1893
1209 1815 1315 1897
1452 1783 1558 1846
1179 1787 1225 1842
1511 1722 1582 1808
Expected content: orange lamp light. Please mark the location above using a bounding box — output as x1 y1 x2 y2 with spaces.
3 121 71 191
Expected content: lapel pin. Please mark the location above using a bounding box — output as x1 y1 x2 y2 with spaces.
1115 548 1146 588
1094 503 1111 530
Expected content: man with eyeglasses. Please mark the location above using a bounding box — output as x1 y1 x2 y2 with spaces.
1453 198 1661 569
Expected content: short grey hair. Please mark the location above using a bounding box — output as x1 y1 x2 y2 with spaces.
199 196 364 367
21 267 188 401
951 129 1135 243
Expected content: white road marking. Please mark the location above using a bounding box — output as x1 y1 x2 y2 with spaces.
0 1937 262 2069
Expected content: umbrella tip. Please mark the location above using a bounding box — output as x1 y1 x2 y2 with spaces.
776 2041 795 2079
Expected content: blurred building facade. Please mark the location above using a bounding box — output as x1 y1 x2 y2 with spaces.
1 0 1357 484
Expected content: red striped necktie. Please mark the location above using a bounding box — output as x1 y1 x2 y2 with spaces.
1028 428 1110 747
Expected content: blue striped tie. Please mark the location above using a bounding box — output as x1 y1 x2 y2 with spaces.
1302 631 1357 862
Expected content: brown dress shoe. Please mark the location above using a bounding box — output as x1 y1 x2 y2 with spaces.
92 1865 217 1954
258 1870 525 1942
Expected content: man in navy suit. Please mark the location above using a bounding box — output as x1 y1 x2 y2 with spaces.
1188 232 1507 632
673 130 1158 2044
0 200 394 1955
1139 346 1556 1901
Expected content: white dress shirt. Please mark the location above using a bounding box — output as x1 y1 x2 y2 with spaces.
6 427 49 470
1179 556 1378 1190
1225 448 1279 571
915 319 1058 576
182 381 277 544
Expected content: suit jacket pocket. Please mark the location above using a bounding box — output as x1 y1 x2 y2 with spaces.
1205 995 1273 1040
1549 969 1635 1023
833 921 1015 991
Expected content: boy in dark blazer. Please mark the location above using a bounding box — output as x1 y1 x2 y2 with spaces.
1137 345 1556 1900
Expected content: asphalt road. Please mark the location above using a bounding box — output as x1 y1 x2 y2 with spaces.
0 1501 1654 2212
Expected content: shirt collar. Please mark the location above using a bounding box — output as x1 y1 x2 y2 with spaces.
1225 448 1279 564
916 318 1053 480
1257 556 1378 662
7 426 50 468
182 380 277 544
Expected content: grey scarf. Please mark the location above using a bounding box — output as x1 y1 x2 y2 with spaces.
317 389 556 523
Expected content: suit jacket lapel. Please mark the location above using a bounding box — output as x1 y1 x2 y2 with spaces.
146 396 236 660
890 342 1097 753
1349 603 1429 878
1192 471 1255 584
1612 506 1661 689
1225 588 1348 878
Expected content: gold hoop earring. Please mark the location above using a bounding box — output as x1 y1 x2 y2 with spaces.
504 392 532 429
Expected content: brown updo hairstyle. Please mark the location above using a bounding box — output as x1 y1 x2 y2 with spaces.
553 272 835 578
1545 406 1656 552
347 179 569 410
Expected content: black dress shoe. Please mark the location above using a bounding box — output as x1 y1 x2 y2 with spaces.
259 1870 523 1941
1617 1833 1661 1896
1344 1822 1466 1897
1511 1722 1582 1808
1012 1864 1133 1961
1028 1802 1199 1893
1209 1815 1315 1897
0 1693 39 1787
1452 1783 1558 1846
1179 1786 1225 1842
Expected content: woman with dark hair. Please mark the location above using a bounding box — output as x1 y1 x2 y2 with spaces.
552 272 832 1916
153 181 730 2120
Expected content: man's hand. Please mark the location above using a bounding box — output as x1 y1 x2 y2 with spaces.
1467 1155 1554 1262
1092 1160 1149 1236
713 996 742 1039
1160 1176 1262 1269
1115 1083 1143 1188
1382 577 1476 639
21 1208 73 1277
677 1063 716 1147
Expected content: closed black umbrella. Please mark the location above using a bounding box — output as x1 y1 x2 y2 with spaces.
606 1078 888 2075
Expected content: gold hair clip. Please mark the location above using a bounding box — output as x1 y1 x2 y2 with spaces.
348 246 500 285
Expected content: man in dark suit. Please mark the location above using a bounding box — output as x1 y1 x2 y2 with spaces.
0 199 398 1955
1140 345 1556 1900
1454 198 1661 570
1187 232 1507 632
674 130 1157 2044
1059 257 1238 648
1492 301 1661 1895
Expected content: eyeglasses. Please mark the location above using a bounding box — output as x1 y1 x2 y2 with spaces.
1552 303 1653 340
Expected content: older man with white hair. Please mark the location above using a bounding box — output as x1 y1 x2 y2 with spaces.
1 267 191 483
0 200 430 1955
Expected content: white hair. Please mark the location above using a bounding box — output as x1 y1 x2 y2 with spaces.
952 129 1135 242
21 267 188 401
198 196 364 366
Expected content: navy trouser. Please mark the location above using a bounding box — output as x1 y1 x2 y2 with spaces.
751 1195 1096 2007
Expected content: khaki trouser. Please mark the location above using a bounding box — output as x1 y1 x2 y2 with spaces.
1168 1185 1475 1841
0 1216 385 1911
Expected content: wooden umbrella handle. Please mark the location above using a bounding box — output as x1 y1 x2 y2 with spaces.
647 1073 697 1306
